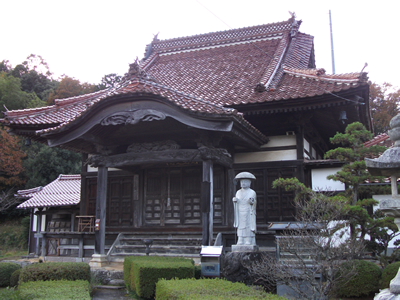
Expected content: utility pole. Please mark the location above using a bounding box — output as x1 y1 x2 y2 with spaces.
329 10 336 74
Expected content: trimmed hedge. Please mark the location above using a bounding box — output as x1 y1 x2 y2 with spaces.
19 279 90 299
335 260 382 298
10 268 21 287
381 261 400 289
155 278 286 300
133 259 195 299
123 255 194 289
0 287 32 300
19 262 91 283
0 262 21 287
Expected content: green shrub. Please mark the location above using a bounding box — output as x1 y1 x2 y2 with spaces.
335 260 382 298
10 268 21 287
155 278 286 300
381 261 400 289
194 265 201 279
19 279 90 299
0 262 21 287
19 262 90 283
0 219 28 251
123 255 194 289
131 258 194 299
0 287 33 300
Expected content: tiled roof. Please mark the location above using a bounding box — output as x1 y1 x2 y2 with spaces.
364 133 391 148
1 17 368 140
148 19 294 55
16 174 81 208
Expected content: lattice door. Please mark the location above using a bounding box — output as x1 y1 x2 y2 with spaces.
47 238 59 256
183 167 202 225
108 177 133 226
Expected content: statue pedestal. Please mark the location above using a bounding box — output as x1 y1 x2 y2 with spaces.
89 254 108 268
232 245 259 252
375 288 400 300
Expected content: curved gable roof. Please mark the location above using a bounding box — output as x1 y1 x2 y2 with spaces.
17 174 81 208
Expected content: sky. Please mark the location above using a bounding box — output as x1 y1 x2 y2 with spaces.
2 0 399 86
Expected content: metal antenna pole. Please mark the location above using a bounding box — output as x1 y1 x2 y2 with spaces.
329 10 336 74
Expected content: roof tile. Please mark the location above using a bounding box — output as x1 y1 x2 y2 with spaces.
17 174 81 208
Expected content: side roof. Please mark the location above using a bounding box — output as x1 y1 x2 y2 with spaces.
16 174 81 209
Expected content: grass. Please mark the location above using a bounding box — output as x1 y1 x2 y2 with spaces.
0 217 29 259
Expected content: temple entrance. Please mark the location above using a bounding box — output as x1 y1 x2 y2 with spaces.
86 175 135 226
108 177 134 226
144 166 202 226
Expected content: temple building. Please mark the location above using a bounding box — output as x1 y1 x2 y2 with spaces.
2 16 371 260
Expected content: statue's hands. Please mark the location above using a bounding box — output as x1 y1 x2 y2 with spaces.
233 197 237 203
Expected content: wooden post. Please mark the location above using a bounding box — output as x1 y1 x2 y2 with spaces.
71 213 75 232
95 166 108 255
35 209 42 256
296 125 305 183
202 160 213 245
79 235 84 259
227 168 236 227
41 235 46 257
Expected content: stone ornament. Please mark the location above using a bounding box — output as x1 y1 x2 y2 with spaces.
365 113 400 300
232 172 258 252
101 109 166 126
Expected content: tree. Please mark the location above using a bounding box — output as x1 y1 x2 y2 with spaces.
97 73 122 90
0 189 24 213
324 122 391 241
246 178 364 299
370 82 400 135
0 127 26 190
47 75 97 104
6 54 57 103
0 72 42 113
22 142 81 189
0 60 11 73
367 210 400 267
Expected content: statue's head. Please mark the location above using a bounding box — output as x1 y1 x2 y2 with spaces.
240 179 251 189
235 172 256 189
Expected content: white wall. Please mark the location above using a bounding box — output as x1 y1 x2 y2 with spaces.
235 150 297 164
235 135 297 164
261 135 296 148
311 168 345 191
87 166 123 172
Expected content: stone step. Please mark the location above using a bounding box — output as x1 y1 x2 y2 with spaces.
113 245 201 256
119 239 201 246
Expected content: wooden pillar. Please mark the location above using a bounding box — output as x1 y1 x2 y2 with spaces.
296 125 305 183
95 166 108 255
80 153 88 216
227 168 236 227
70 213 75 232
79 235 84 258
202 160 213 245
41 234 47 257
35 209 42 256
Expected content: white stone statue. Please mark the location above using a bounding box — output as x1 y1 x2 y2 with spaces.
233 172 257 247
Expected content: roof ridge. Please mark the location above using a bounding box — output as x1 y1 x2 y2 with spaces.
283 66 368 82
258 34 290 90
149 18 294 55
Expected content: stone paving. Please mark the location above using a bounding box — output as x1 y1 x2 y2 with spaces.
92 286 131 300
